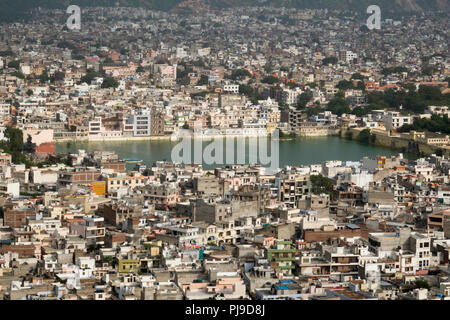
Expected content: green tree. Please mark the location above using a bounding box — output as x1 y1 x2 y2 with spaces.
136 66 145 73
398 115 450 135
81 68 100 84
306 106 321 117
39 70 49 83
231 69 251 80
261 76 279 84
23 135 36 154
311 175 334 195
381 66 407 76
196 75 209 86
327 97 350 116
322 56 338 65
11 71 25 79
296 91 313 110
336 80 354 90
4 127 23 152
414 278 431 290
0 127 35 167
101 77 119 89
51 71 65 82
7 60 20 70
421 64 436 76
445 77 450 87
351 73 365 80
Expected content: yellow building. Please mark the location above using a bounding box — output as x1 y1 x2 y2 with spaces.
118 259 139 274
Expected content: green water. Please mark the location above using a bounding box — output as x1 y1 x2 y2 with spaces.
55 136 412 170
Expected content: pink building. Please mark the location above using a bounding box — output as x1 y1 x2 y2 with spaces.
22 128 54 146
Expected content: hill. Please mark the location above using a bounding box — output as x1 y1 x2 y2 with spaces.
0 0 448 22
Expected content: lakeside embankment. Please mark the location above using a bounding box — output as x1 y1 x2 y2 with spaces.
340 127 450 157
54 133 270 143
54 135 173 142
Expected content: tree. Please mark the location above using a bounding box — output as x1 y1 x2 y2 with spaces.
351 106 365 117
398 115 450 135
104 57 114 64
264 63 273 74
356 81 366 91
306 106 322 117
136 66 145 73
418 85 441 101
0 50 13 57
23 135 36 154
239 84 254 96
231 69 251 80
381 66 407 76
327 97 350 116
351 73 365 81
190 91 208 100
4 127 23 152
414 278 431 290
445 77 450 87
26 89 33 96
261 76 279 84
196 75 209 86
101 77 119 89
52 71 65 82
7 60 20 70
81 68 100 84
336 80 354 90
0 127 34 167
335 91 345 98
311 175 334 195
11 71 25 79
182 122 190 129
322 57 338 65
39 70 49 83
422 64 436 76
403 83 416 92
296 91 313 110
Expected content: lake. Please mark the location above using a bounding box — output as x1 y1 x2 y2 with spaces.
55 136 413 170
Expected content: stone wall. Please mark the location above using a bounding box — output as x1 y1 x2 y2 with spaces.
340 128 450 157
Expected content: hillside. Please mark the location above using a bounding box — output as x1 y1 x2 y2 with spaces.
0 0 448 22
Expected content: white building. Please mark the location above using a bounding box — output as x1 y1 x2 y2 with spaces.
384 111 412 130
346 51 358 63
30 168 58 185
0 179 20 198
223 83 239 94
281 88 303 106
